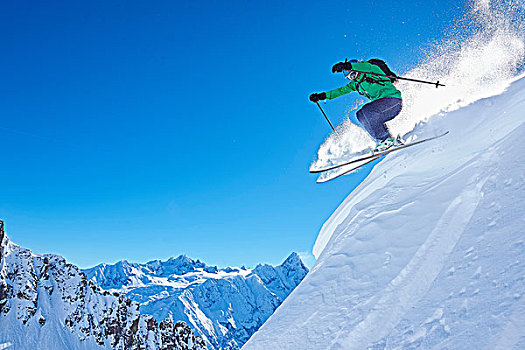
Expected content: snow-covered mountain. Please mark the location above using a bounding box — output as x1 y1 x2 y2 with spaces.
83 252 308 350
242 72 525 349
0 220 206 350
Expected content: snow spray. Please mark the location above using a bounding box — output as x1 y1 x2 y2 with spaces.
312 0 525 170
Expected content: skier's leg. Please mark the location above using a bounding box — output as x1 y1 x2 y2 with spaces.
356 104 380 140
357 98 402 141
357 100 392 141
376 97 402 123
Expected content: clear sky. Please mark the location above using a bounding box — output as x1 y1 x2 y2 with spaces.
0 0 467 268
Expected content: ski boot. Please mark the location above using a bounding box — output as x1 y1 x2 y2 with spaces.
374 137 395 153
394 135 405 146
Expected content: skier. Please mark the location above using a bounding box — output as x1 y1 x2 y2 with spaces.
309 59 403 152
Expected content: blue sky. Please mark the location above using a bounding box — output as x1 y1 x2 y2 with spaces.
0 0 467 268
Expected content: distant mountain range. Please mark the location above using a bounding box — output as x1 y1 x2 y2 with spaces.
0 219 202 349
83 252 308 349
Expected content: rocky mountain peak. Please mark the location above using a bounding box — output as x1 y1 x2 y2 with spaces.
0 220 207 349
0 219 4 261
280 252 304 269
160 254 205 275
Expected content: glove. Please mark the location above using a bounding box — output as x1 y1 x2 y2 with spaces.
309 92 326 103
332 61 353 73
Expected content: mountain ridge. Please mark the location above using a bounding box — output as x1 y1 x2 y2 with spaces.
0 220 206 350
83 250 308 349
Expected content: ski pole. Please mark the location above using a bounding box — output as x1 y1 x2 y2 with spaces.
350 70 445 88
315 102 338 134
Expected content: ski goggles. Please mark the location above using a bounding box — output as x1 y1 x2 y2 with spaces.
343 70 360 80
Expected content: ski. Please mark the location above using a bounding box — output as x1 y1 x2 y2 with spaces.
316 155 383 183
310 131 449 174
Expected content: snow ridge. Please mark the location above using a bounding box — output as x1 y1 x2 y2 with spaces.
242 74 525 349
83 252 308 350
0 221 206 350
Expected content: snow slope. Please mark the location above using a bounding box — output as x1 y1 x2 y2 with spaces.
242 72 525 349
83 253 308 350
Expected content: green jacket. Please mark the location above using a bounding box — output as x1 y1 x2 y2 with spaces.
325 62 401 102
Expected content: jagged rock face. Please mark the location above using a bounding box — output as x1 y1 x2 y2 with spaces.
0 221 206 350
83 253 309 349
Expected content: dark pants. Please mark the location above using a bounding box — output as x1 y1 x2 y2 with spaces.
356 97 402 142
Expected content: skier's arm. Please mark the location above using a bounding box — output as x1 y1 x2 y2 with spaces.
325 83 357 100
348 61 377 73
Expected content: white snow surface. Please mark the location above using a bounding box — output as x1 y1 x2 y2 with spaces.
243 73 525 349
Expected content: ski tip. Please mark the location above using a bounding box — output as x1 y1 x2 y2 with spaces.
310 168 323 174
